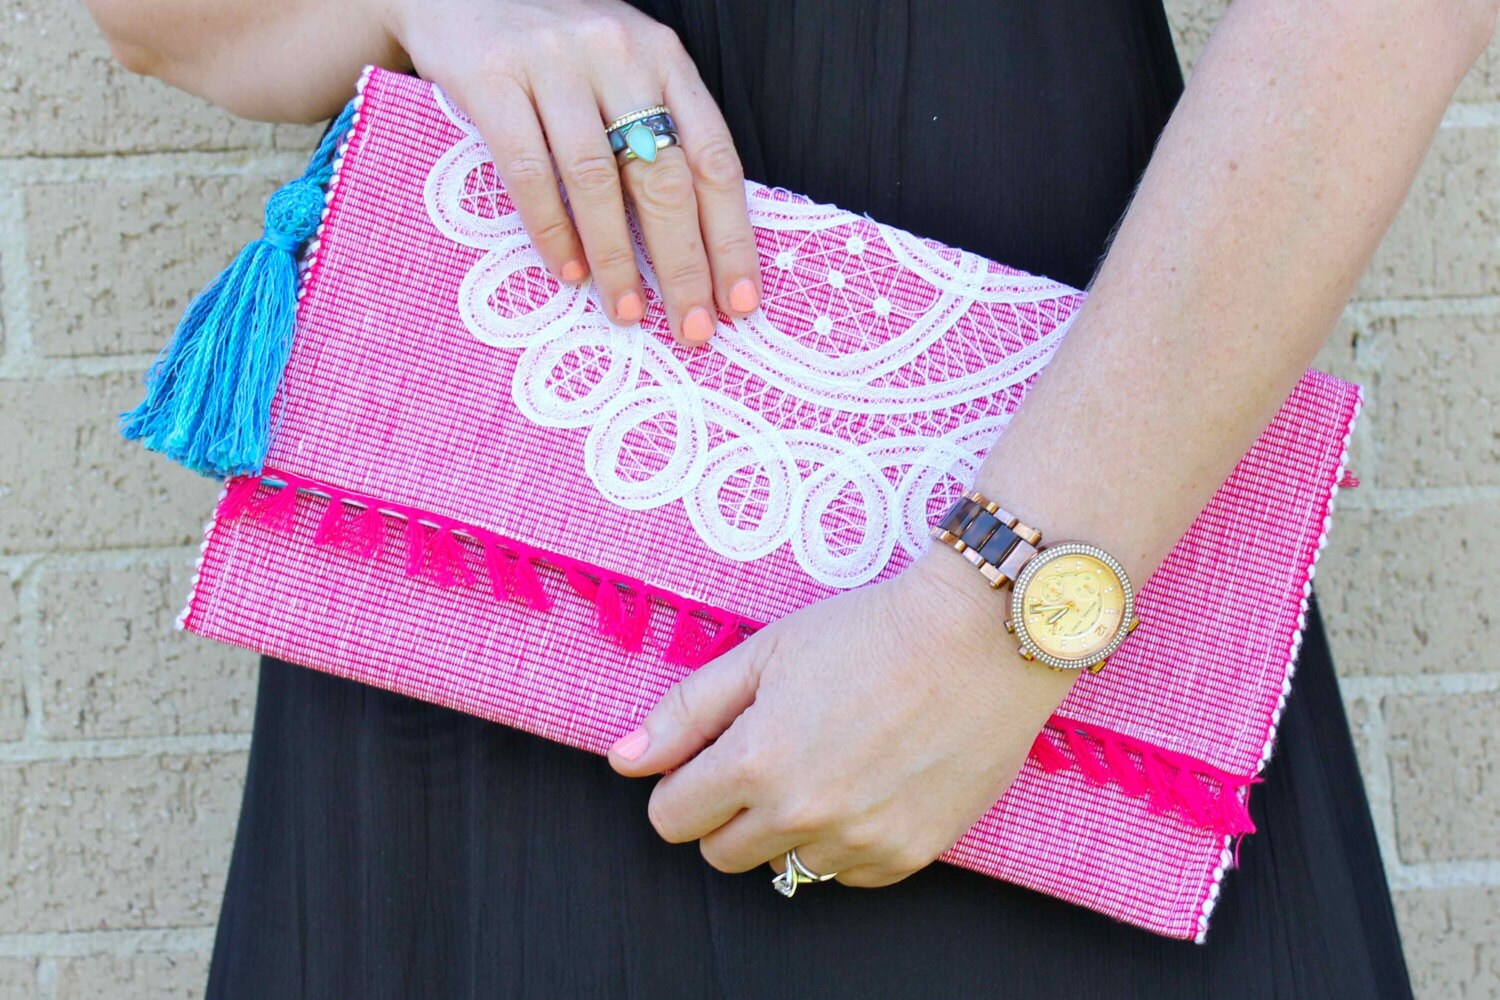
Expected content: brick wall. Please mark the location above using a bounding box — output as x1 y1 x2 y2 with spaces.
0 2 1493 996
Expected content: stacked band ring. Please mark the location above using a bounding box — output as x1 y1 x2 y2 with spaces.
606 106 680 164
770 848 838 897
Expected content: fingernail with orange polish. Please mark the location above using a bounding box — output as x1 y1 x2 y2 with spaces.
560 259 586 283
683 307 715 343
729 278 759 314
616 291 644 325
612 726 649 761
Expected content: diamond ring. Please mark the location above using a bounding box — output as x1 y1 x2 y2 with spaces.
770 848 838 897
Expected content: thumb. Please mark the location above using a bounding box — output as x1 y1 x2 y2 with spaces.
608 641 763 777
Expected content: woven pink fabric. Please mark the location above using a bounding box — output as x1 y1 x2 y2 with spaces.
180 67 1363 942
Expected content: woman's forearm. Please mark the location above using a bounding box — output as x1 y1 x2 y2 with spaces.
918 0 1494 623
83 0 404 121
90 0 1492 609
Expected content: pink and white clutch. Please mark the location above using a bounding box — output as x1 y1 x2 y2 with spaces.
129 67 1363 942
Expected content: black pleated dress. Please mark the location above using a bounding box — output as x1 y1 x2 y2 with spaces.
205 2 1415 996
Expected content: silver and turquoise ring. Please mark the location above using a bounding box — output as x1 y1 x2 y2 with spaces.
770 848 838 897
606 108 680 165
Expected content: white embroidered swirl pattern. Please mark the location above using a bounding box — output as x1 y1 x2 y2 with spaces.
425 86 1085 587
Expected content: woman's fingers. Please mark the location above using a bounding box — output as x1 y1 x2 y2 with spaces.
699 810 802 876
644 740 750 845
697 806 864 883
663 59 762 321
437 14 755 343
617 142 717 344
465 75 588 285
533 70 649 326
608 635 762 779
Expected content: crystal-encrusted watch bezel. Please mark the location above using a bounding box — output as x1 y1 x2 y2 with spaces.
1010 542 1137 671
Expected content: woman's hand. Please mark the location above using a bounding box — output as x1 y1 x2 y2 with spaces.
606 549 1079 886
385 0 761 345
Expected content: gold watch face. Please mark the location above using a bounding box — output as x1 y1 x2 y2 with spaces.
1012 544 1134 668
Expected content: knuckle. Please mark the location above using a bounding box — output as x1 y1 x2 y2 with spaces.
565 154 623 200
529 212 577 248
774 795 830 837
589 241 640 276
646 793 683 843
635 162 697 212
691 139 746 191
576 13 635 54
641 19 686 55
698 838 738 874
656 257 710 295
500 156 557 192
660 683 718 753
523 26 570 60
720 737 767 794
663 683 701 735
838 821 882 858
709 229 759 267
475 44 523 87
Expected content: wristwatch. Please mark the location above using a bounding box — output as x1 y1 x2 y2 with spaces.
929 488 1142 674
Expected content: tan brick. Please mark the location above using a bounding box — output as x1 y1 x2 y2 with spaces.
27 174 281 358
0 373 222 554
1341 696 1379 785
1394 887 1500 1000
0 959 38 1000
1317 504 1498 675
0 0 276 157
1358 126 1500 300
1357 313 1500 488
1164 0 1229 76
1385 693 1499 863
0 752 244 933
55 951 210 1000
35 555 257 739
1456 35 1499 103
0 576 22 740
1306 312 1381 489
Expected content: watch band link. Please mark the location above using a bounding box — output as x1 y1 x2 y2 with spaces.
930 489 1043 589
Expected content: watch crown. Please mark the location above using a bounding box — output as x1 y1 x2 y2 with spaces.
1003 619 1014 634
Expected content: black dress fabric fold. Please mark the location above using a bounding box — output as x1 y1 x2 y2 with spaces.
206 2 1414 995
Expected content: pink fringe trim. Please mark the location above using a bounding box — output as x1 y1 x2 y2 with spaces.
1029 720 1262 852
218 470 1262 843
1337 470 1360 488
220 470 755 670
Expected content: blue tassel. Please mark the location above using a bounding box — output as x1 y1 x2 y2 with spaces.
120 101 358 478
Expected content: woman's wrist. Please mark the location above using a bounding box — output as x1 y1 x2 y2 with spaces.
897 546 1080 710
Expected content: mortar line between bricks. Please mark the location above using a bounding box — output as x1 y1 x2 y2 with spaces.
1442 101 1500 127
1332 483 1500 512
1386 859 1500 891
1339 673 1500 697
1344 295 1500 320
0 149 315 186
0 353 162 381
0 732 250 762
0 928 217 959
7 546 207 576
